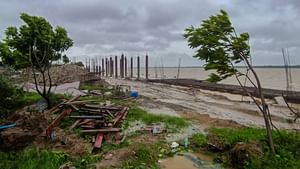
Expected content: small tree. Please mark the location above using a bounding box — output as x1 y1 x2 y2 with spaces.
184 10 275 152
0 13 73 108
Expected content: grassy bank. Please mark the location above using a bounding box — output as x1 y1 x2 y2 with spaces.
191 128 300 169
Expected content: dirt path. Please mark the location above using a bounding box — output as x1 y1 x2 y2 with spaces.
105 78 299 130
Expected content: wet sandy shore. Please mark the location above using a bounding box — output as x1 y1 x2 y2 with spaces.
104 78 300 130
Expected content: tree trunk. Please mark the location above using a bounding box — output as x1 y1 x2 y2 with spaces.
243 56 275 153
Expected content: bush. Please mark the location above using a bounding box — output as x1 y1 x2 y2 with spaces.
246 130 300 169
191 133 208 147
208 128 300 169
0 75 21 117
0 75 42 117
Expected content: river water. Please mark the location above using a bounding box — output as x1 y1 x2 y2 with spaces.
136 67 300 91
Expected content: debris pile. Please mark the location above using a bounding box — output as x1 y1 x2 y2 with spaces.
42 95 129 149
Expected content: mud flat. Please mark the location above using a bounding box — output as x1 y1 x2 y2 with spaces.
105 78 300 130
149 78 300 104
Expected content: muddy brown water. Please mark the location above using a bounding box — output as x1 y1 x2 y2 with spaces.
159 152 221 169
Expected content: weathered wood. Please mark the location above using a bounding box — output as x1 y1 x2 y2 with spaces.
115 55 118 78
137 56 140 80
69 120 80 130
130 57 133 78
43 107 73 137
125 57 127 77
105 58 108 77
145 54 149 80
81 128 121 133
121 54 124 78
111 107 128 126
94 132 104 148
83 104 121 110
102 58 105 76
70 115 103 119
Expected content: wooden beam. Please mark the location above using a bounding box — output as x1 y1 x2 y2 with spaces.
82 128 121 133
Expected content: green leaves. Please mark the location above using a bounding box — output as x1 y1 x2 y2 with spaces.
184 10 250 82
0 13 73 69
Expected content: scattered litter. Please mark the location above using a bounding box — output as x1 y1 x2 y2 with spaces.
171 142 179 148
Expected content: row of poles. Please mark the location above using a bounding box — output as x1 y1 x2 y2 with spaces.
85 54 149 80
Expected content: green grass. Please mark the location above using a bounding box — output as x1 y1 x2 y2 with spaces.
209 127 266 146
246 130 300 169
121 141 169 169
0 147 101 169
205 128 300 169
21 92 42 105
126 106 189 131
0 148 68 169
191 133 208 148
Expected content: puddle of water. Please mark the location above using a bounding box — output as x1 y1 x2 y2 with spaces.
159 153 222 169
160 155 198 169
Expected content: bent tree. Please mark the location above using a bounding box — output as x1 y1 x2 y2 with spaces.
184 10 275 152
0 13 73 108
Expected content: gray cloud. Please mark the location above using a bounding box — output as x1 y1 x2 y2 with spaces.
1 0 300 66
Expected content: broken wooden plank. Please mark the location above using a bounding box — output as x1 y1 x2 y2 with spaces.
106 110 114 117
70 115 103 119
94 132 104 148
68 100 99 105
45 95 81 116
69 120 80 131
111 107 129 126
81 128 121 133
80 124 95 128
78 119 94 126
42 107 73 137
83 104 121 110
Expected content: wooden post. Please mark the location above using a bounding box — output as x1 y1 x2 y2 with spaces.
110 57 113 77
85 58 88 72
88 57 91 72
125 57 127 77
130 56 133 78
105 58 108 77
121 54 124 78
120 57 122 78
137 56 140 80
145 54 148 80
115 56 118 78
102 58 105 76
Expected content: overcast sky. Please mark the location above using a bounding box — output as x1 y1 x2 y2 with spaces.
1 0 300 66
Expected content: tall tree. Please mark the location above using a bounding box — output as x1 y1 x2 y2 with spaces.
184 10 275 152
0 13 73 108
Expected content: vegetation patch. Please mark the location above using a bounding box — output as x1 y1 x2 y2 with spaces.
126 106 189 131
191 133 208 148
199 128 300 169
209 128 266 146
121 141 169 169
0 147 102 169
